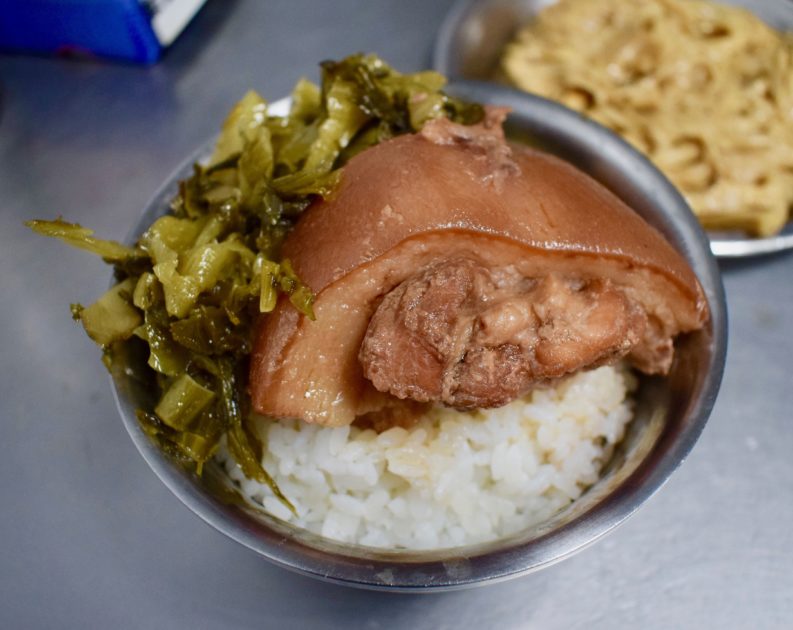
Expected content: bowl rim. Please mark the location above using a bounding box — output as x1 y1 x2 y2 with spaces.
112 83 727 592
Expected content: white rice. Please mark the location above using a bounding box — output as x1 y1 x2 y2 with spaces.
220 364 636 549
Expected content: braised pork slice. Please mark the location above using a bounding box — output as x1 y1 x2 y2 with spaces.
249 109 709 426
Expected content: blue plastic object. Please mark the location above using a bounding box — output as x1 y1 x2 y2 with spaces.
0 0 202 64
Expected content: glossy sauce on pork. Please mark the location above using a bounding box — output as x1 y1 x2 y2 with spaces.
249 109 709 426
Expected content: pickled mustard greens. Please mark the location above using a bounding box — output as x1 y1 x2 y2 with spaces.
26 54 483 511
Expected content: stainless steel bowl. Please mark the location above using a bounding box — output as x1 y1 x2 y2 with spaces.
112 83 727 591
433 0 793 258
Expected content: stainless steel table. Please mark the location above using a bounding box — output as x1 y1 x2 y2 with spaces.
1 1 791 627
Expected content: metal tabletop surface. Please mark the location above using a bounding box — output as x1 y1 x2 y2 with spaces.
1 1 791 628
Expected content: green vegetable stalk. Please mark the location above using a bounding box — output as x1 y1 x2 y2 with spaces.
26 54 483 512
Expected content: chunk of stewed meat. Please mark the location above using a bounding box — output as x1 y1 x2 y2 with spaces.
359 258 648 409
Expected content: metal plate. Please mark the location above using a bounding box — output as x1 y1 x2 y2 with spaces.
433 0 793 258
